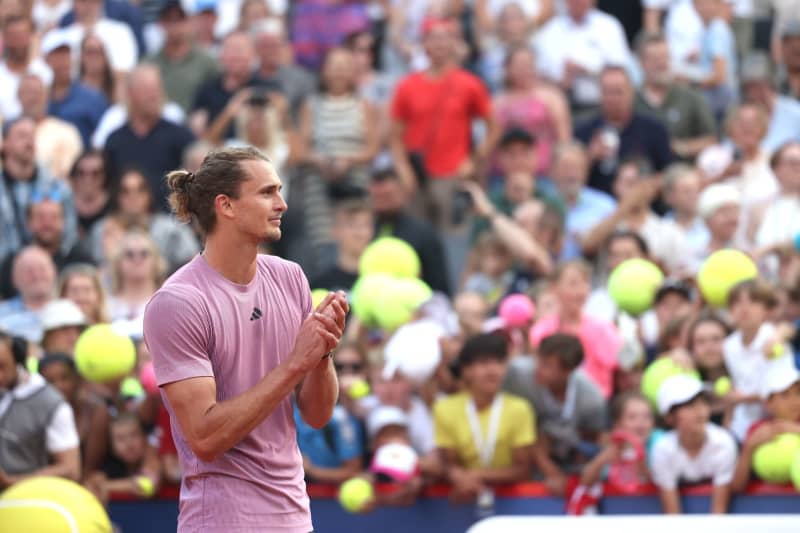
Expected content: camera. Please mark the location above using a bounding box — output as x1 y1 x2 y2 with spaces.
247 88 270 107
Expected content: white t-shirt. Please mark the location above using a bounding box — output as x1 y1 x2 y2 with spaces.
755 195 800 248
0 59 53 120
0 370 80 454
723 323 792 441
620 213 692 275
534 9 631 105
60 19 138 72
486 0 542 19
651 423 737 490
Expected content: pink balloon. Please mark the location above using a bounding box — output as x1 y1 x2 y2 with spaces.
498 294 536 328
140 361 158 394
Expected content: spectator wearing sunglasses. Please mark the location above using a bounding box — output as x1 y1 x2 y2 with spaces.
294 342 366 484
0 117 78 265
0 197 94 299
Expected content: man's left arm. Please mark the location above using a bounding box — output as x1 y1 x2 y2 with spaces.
296 291 347 429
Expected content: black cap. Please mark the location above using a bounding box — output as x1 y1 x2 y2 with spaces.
655 279 692 305
159 0 186 18
499 128 535 149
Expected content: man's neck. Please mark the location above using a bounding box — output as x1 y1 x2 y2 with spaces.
606 112 632 130
203 231 260 285
678 427 707 457
427 61 455 78
625 207 648 227
259 62 280 79
470 388 498 411
164 38 191 61
51 79 72 100
23 294 50 311
673 210 696 227
740 325 760 346
223 71 249 92
337 251 360 273
549 380 568 402
643 82 668 106
34 237 60 256
129 114 158 137
742 145 760 160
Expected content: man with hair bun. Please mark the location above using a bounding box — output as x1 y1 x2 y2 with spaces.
144 147 347 532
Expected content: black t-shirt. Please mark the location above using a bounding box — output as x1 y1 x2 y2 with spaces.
575 113 676 196
104 119 195 212
309 266 358 293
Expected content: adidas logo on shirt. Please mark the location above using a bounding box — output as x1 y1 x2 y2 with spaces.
250 307 263 321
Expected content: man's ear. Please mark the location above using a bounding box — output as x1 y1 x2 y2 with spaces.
214 194 234 220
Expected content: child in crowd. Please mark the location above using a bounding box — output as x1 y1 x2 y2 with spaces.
731 358 800 492
434 333 535 504
85 413 161 503
651 375 738 514
529 260 622 398
39 353 110 478
504 333 607 495
687 313 732 424
569 392 659 514
640 280 694 361
463 233 515 308
723 279 794 442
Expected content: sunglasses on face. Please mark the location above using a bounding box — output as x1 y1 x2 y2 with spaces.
335 362 365 373
123 248 151 260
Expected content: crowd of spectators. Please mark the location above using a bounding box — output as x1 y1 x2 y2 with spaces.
1 0 800 523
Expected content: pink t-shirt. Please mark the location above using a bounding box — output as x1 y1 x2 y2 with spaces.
529 314 622 399
143 254 313 533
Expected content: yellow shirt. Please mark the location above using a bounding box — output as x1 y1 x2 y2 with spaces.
433 391 536 469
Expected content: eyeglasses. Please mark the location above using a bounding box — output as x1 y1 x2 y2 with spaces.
335 362 365 374
123 248 152 260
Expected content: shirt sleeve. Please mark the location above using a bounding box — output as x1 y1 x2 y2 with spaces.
433 399 456 449
711 430 738 486
46 402 80 454
509 397 536 448
143 289 214 386
650 437 679 490
389 79 410 122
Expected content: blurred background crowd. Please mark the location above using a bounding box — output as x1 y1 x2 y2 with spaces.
1 0 800 524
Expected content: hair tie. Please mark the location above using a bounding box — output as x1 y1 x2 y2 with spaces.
186 171 195 182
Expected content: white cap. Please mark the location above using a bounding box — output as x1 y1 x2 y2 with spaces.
40 29 74 56
382 320 443 387
40 299 87 333
761 356 800 399
657 374 705 416
366 406 409 440
370 442 419 482
698 183 741 219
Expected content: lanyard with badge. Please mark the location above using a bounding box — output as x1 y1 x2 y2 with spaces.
466 394 504 510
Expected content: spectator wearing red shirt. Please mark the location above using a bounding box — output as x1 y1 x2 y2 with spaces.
390 17 497 231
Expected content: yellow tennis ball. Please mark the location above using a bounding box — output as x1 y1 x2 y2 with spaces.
698 249 758 308
338 477 374 513
311 289 329 310
348 378 371 400
791 450 800 492
640 357 701 408
753 433 800 484
136 476 155 498
359 237 421 279
75 324 136 383
0 476 111 533
771 344 786 359
608 258 664 316
714 376 732 397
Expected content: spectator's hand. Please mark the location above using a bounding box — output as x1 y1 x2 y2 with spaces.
544 472 568 496
225 88 253 116
449 467 484 503
668 349 696 372
85 472 109 503
381 476 424 507
588 131 616 162
562 60 586 88
456 158 475 181
745 422 782 450
462 181 495 219
619 178 661 214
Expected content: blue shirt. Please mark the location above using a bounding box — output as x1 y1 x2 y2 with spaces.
295 404 363 469
560 187 617 261
762 96 800 153
0 297 42 343
48 83 108 148
700 19 738 95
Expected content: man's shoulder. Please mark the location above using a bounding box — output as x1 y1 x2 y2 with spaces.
589 8 625 31
257 254 305 279
651 429 679 456
573 369 606 404
705 423 736 449
574 116 603 139
434 391 467 414
581 187 616 209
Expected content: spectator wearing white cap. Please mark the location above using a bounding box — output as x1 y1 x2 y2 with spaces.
696 182 742 261
39 299 87 354
435 333 535 504
650 374 737 514
730 356 800 492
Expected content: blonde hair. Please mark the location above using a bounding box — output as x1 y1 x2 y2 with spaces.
59 263 110 323
110 230 166 294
